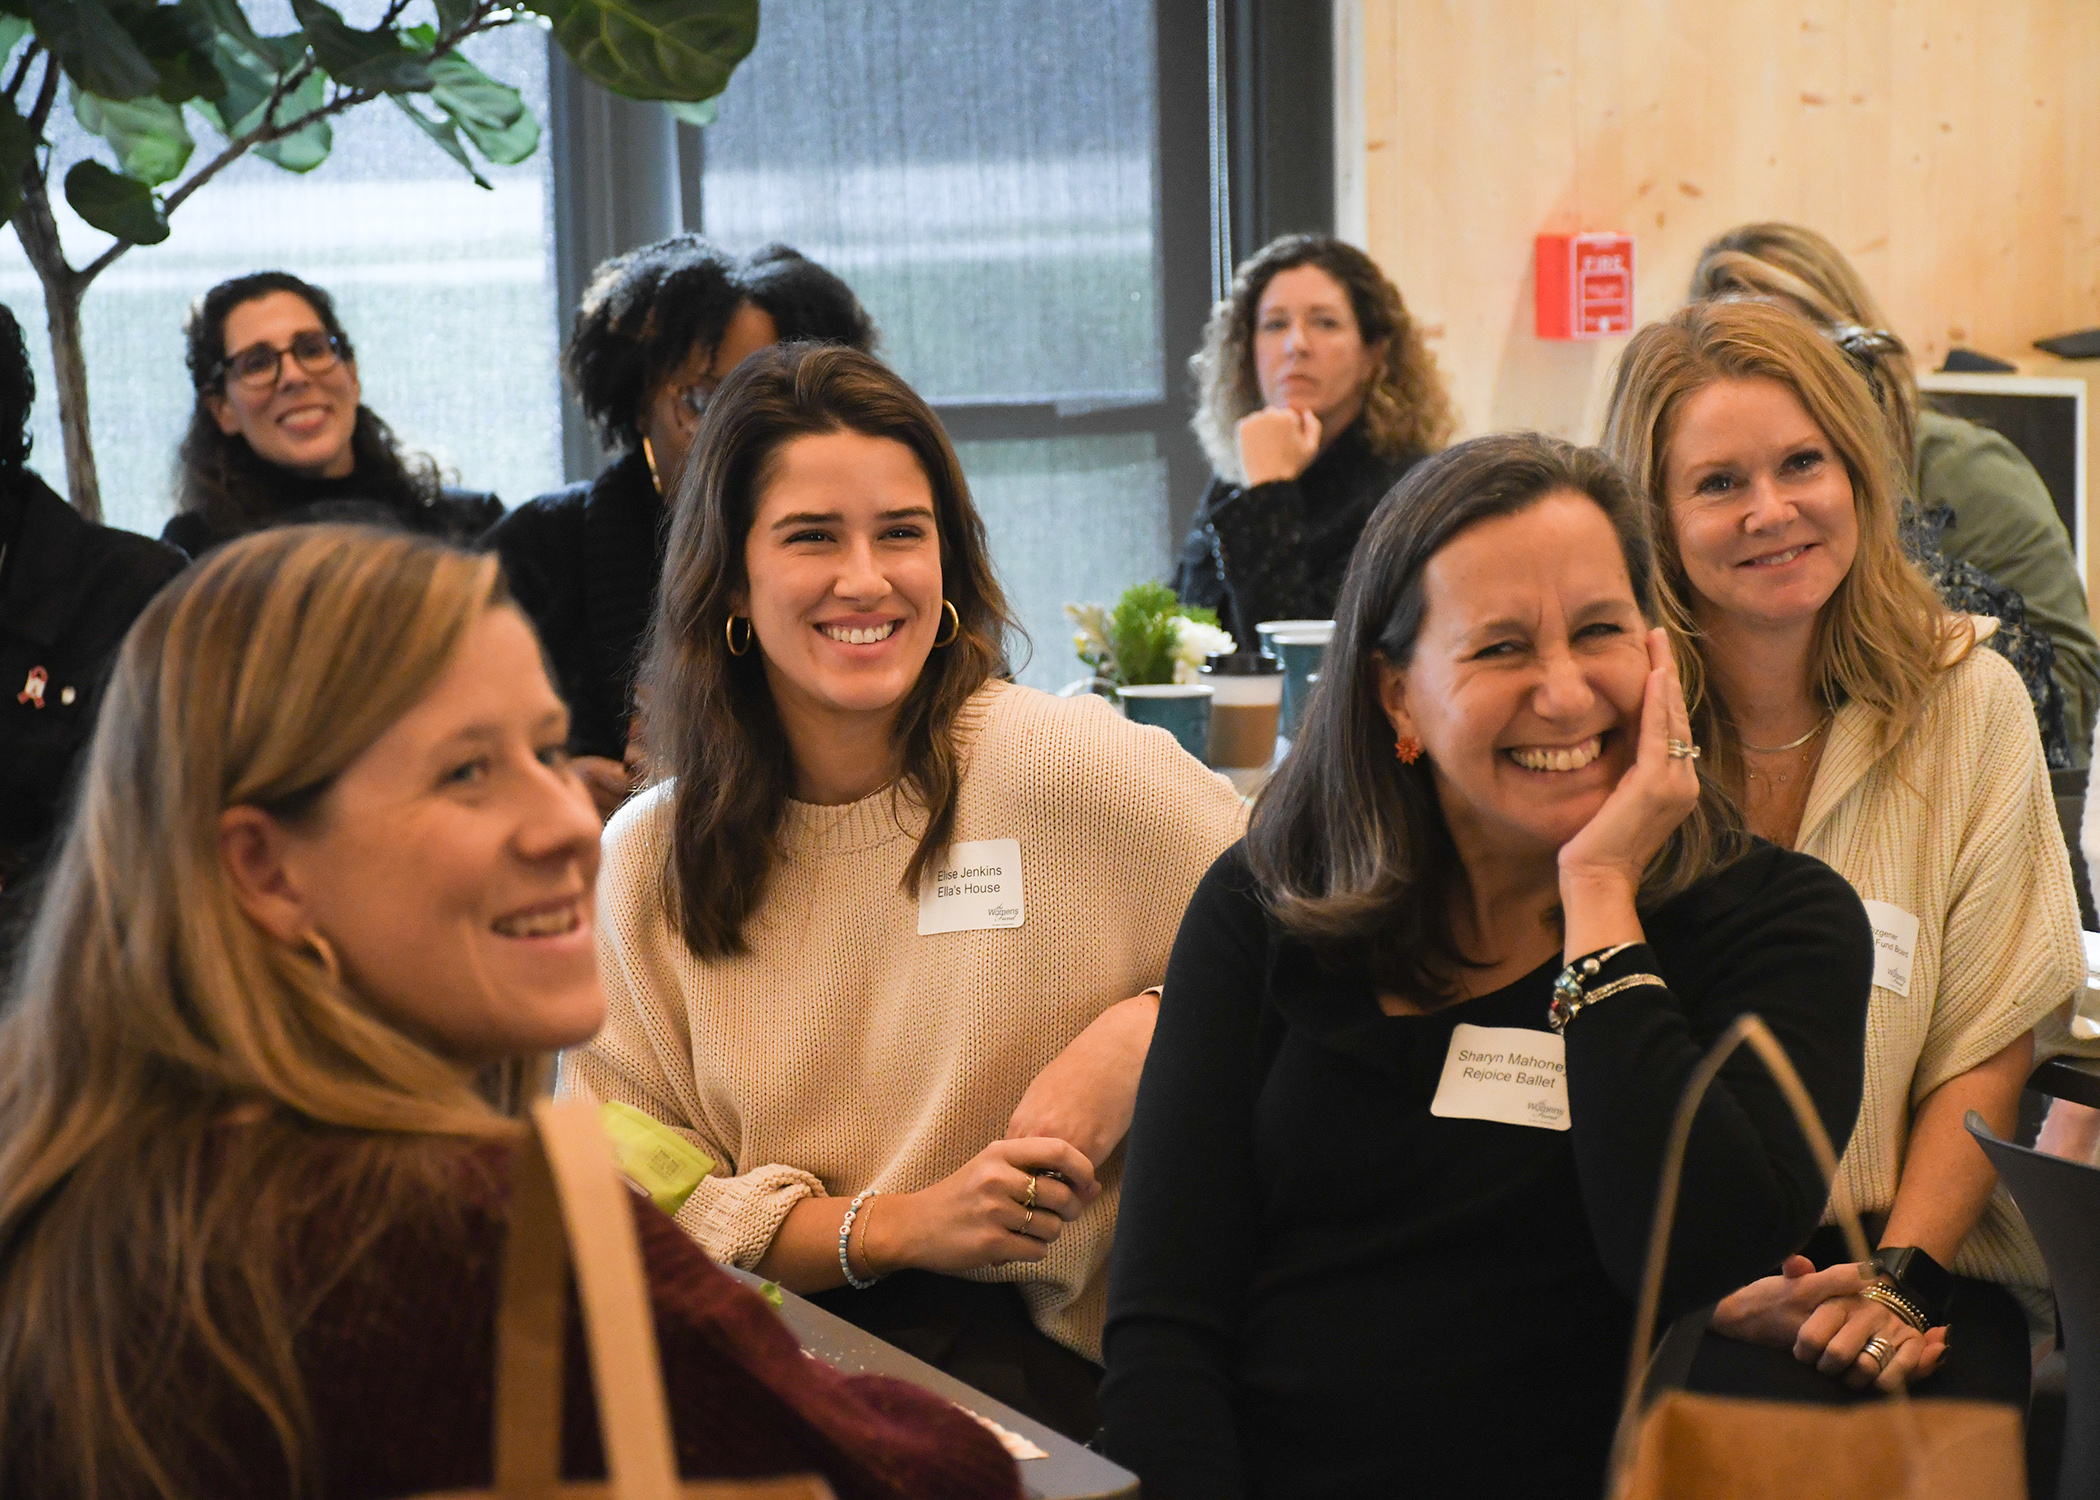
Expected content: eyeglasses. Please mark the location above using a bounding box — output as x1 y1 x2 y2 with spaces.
215 330 346 391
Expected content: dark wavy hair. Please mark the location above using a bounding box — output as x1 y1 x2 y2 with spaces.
0 302 32 471
563 234 745 453
175 271 440 536
1245 432 1746 1001
1192 233 1457 480
643 343 1019 958
735 244 878 351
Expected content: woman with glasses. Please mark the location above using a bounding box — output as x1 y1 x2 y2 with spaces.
165 271 501 559
484 238 877 819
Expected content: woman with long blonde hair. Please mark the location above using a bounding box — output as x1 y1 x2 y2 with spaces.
1174 234 1455 643
1690 221 2097 760
1603 298 2088 1410
0 525 1018 1499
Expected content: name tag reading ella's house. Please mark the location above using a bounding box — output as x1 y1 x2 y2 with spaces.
1429 1023 1570 1131
918 839 1026 934
1859 899 1919 998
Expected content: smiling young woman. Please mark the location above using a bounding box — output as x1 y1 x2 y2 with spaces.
165 272 501 558
1099 433 1875 1500
1603 298 2092 1413
562 343 1246 1439
0 526 1021 1500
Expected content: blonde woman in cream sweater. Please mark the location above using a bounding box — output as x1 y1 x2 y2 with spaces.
1604 298 2089 1409
563 345 1246 1439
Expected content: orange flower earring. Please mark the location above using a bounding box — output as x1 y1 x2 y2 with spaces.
1395 734 1422 765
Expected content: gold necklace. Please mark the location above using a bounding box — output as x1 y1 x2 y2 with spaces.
1743 718 1829 786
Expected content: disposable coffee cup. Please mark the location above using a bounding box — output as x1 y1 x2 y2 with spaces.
1266 624 1334 739
1117 683 1214 762
1200 652 1284 769
1255 619 1332 655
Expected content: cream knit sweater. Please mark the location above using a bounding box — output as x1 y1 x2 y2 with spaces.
1798 644 2091 1287
564 681 1248 1360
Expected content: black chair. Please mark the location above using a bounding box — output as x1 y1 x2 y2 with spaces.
1966 1111 2100 1500
2048 768 2097 932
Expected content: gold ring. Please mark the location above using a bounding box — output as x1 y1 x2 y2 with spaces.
1020 1208 1034 1236
1666 739 1701 760
1021 1174 1038 1211
1860 1335 1893 1371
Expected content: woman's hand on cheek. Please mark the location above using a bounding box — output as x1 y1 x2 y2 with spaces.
1557 628 1701 896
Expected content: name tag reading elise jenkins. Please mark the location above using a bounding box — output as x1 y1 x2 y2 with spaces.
1429 1023 1570 1131
918 838 1026 935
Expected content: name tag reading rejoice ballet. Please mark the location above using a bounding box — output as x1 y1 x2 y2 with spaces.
918 838 1026 934
1429 1023 1570 1131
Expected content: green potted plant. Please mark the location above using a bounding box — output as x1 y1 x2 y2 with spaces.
1064 581 1233 759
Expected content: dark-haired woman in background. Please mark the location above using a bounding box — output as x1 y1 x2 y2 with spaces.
164 271 500 558
563 343 1245 1439
1103 433 1874 1499
484 237 878 818
1174 234 1455 644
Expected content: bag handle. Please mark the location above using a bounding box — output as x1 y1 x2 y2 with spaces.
1607 1013 1897 1490
492 1097 682 1500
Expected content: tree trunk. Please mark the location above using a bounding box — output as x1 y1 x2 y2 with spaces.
11 174 99 523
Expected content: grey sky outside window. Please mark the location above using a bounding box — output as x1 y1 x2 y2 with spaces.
700 0 1173 689
0 8 560 541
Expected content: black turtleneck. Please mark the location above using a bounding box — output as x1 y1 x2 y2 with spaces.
1173 418 1423 644
480 450 662 762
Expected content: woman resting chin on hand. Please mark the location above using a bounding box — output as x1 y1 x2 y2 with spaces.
562 345 1246 1442
1603 298 2090 1407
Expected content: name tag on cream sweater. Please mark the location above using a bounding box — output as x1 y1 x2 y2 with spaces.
918 838 1027 934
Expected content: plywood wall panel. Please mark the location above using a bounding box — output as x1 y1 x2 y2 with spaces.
1356 0 2100 444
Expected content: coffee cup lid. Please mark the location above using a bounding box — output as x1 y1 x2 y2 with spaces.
1202 651 1282 675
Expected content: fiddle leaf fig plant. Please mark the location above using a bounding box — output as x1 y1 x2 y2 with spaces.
0 0 761 522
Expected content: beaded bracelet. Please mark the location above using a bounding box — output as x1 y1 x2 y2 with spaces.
1548 943 1661 1032
1859 1280 1930 1332
838 1189 881 1290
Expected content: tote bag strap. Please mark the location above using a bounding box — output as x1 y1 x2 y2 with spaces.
492 1097 682 1500
1607 1013 1893 1487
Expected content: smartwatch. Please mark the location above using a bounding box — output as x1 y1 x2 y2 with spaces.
1872 1245 1954 1327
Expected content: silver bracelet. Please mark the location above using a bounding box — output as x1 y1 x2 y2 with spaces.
1549 943 1663 1032
838 1189 880 1289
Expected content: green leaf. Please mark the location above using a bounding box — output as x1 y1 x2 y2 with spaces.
182 0 300 71
75 88 194 184
527 0 756 102
290 0 433 93
0 93 34 227
0 16 32 65
63 158 169 243
32 0 161 99
117 2 223 102
429 51 537 163
433 0 476 32
254 66 330 170
390 92 488 188
667 96 715 129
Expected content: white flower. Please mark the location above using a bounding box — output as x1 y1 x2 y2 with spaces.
1171 617 1236 667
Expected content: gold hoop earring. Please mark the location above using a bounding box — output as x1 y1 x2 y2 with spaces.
932 599 961 649
300 929 341 986
725 615 753 656
640 435 663 496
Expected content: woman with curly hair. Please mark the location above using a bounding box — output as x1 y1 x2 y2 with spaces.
1174 234 1455 644
484 236 877 818
165 271 500 558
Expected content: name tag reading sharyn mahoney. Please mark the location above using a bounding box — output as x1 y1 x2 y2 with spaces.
918 839 1026 935
1429 1023 1570 1131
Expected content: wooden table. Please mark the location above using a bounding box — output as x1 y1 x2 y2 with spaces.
722 1267 1139 1500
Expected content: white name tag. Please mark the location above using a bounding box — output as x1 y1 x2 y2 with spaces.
1429 1023 1570 1132
918 838 1026 934
1859 899 1919 997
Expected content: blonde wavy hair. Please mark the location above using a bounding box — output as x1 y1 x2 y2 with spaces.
1688 222 1922 470
1600 299 1966 792
1191 234 1456 481
0 526 521 1498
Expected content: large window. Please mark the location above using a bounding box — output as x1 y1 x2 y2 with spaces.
0 8 560 540
699 0 1181 690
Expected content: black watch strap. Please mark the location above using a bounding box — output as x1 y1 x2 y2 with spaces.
1873 1246 1954 1326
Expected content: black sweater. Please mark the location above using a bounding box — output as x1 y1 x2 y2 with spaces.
161 474 501 558
479 450 661 762
1098 840 1873 1500
1172 420 1422 646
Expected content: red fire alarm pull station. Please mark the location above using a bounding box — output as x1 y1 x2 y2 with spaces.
1536 232 1635 339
